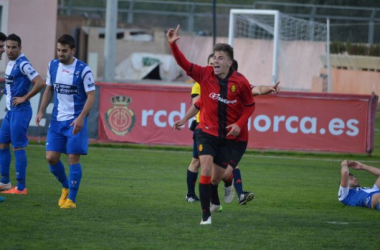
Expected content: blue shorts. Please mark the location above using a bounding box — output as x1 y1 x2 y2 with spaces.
368 191 380 209
46 118 89 155
0 110 32 148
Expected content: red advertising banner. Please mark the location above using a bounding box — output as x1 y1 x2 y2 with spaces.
98 83 194 145
248 92 377 153
98 83 377 153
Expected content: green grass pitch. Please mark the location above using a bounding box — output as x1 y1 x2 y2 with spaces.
2 113 380 249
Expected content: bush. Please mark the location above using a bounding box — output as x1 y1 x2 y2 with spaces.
330 42 380 56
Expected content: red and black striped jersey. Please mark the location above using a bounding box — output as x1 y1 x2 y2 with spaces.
170 42 255 140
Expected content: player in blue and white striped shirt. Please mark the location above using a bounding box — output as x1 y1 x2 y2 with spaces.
0 34 45 195
36 34 95 208
339 160 380 210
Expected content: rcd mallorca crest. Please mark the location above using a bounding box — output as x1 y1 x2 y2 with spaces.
105 95 135 136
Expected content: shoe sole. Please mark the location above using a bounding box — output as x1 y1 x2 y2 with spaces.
200 221 212 225
185 196 200 202
1 187 27 195
60 206 76 209
186 199 200 202
239 193 254 205
200 217 212 225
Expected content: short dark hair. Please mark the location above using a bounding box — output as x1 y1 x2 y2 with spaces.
57 34 76 49
207 53 214 64
0 32 7 42
213 43 234 61
7 33 21 46
232 59 238 71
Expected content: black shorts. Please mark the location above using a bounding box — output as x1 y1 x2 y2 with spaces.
196 129 232 169
229 141 248 168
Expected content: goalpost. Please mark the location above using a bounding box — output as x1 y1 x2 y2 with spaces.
228 9 329 91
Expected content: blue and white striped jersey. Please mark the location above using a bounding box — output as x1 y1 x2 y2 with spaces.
338 184 380 208
5 54 39 111
46 58 95 121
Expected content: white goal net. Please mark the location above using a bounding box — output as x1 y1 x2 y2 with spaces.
228 9 329 91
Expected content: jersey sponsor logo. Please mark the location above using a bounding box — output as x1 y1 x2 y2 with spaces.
54 83 79 95
106 95 135 136
209 92 237 104
230 84 236 93
62 69 70 74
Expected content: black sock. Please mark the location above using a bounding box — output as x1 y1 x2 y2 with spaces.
199 183 211 219
210 183 220 205
186 169 198 196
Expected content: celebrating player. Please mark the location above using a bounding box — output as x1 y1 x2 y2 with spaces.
185 57 279 210
167 24 255 225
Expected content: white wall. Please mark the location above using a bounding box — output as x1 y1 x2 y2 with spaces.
0 0 57 77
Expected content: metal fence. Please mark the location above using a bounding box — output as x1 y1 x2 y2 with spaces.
58 0 380 43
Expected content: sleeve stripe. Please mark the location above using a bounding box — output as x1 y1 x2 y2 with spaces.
82 70 92 81
20 62 31 74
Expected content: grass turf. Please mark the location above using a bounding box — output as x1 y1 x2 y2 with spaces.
1 144 380 249
2 111 380 249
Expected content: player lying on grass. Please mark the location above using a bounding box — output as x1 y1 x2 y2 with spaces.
339 160 380 210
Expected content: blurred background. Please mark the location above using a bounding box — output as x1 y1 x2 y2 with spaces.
1 0 379 151
1 0 379 91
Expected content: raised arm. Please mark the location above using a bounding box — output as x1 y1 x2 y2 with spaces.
340 160 350 188
348 161 380 188
166 25 193 74
166 24 181 44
